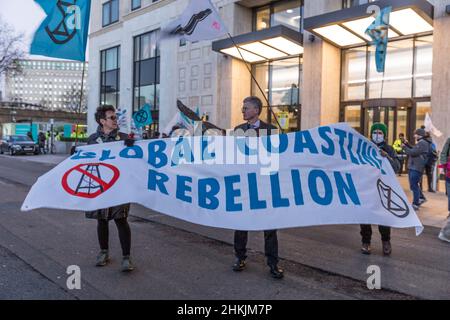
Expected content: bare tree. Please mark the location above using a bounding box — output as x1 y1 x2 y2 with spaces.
62 84 87 113
0 18 25 76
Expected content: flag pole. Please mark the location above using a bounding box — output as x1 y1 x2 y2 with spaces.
75 61 86 147
226 33 284 133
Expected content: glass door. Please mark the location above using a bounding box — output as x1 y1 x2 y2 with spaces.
362 103 411 142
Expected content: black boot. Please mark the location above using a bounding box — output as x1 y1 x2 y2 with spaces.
232 259 246 272
269 264 284 279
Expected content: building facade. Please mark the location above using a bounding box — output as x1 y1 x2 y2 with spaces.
5 59 88 112
87 0 450 149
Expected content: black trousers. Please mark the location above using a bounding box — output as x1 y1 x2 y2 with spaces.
97 218 131 256
360 225 391 244
425 164 434 191
234 230 278 266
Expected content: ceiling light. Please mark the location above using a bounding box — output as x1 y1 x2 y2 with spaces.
313 25 365 47
343 17 400 41
262 37 304 55
220 47 265 63
390 8 433 35
240 42 288 59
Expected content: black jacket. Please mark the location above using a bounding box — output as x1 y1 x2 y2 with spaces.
234 120 277 136
85 126 130 221
87 127 129 145
375 141 401 174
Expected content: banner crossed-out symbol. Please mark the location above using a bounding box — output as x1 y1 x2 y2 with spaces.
62 163 120 199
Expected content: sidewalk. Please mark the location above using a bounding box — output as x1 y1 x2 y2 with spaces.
398 175 448 228
1 153 448 228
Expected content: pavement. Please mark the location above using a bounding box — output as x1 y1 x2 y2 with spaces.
0 153 449 300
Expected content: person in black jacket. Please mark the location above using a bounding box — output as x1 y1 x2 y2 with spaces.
86 105 135 272
231 96 283 279
360 123 400 256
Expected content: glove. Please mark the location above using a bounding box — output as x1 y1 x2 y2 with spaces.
124 138 135 147
124 133 135 147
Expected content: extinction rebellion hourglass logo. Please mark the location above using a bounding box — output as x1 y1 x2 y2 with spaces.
376 179 410 218
62 163 120 199
45 0 80 45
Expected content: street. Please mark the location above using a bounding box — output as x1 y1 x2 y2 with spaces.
0 154 449 300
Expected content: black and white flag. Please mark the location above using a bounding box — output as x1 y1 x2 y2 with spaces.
162 0 227 42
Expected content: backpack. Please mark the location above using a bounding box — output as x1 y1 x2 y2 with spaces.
426 141 438 166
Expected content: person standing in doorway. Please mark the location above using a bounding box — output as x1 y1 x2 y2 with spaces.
393 133 407 176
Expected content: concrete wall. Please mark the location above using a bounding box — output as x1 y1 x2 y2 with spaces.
216 2 253 129
431 0 450 150
301 0 342 130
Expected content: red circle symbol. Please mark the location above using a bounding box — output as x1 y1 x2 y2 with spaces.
62 163 120 199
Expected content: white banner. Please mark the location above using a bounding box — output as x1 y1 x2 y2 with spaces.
162 0 227 42
22 123 423 235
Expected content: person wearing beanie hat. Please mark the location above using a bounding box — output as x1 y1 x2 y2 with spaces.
370 123 388 138
402 127 433 211
360 123 400 256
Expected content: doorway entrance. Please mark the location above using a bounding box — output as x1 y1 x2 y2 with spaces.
342 98 414 143
362 99 413 144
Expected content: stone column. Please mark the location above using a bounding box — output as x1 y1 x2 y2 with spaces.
431 0 450 150
216 2 252 130
302 0 342 130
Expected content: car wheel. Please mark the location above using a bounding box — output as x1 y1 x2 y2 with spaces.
0 148 3 154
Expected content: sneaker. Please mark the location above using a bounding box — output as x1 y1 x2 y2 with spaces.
412 204 420 211
419 198 427 205
232 259 246 272
382 241 392 256
121 256 135 272
95 250 109 267
438 232 450 243
361 243 371 255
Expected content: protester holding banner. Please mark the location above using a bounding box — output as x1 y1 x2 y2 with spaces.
86 105 135 272
231 96 283 279
403 128 431 211
360 123 400 256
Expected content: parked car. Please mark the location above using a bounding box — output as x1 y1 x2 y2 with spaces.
0 135 39 156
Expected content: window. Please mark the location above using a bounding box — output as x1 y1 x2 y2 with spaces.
416 101 431 130
341 47 367 101
254 0 302 32
368 39 414 99
251 57 301 132
103 0 119 27
341 35 432 101
342 0 377 9
131 0 140 10
133 30 160 134
100 46 120 109
414 36 433 98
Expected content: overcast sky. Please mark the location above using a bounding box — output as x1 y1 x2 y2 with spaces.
0 0 88 61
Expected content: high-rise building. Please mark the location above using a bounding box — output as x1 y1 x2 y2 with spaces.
5 59 88 112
